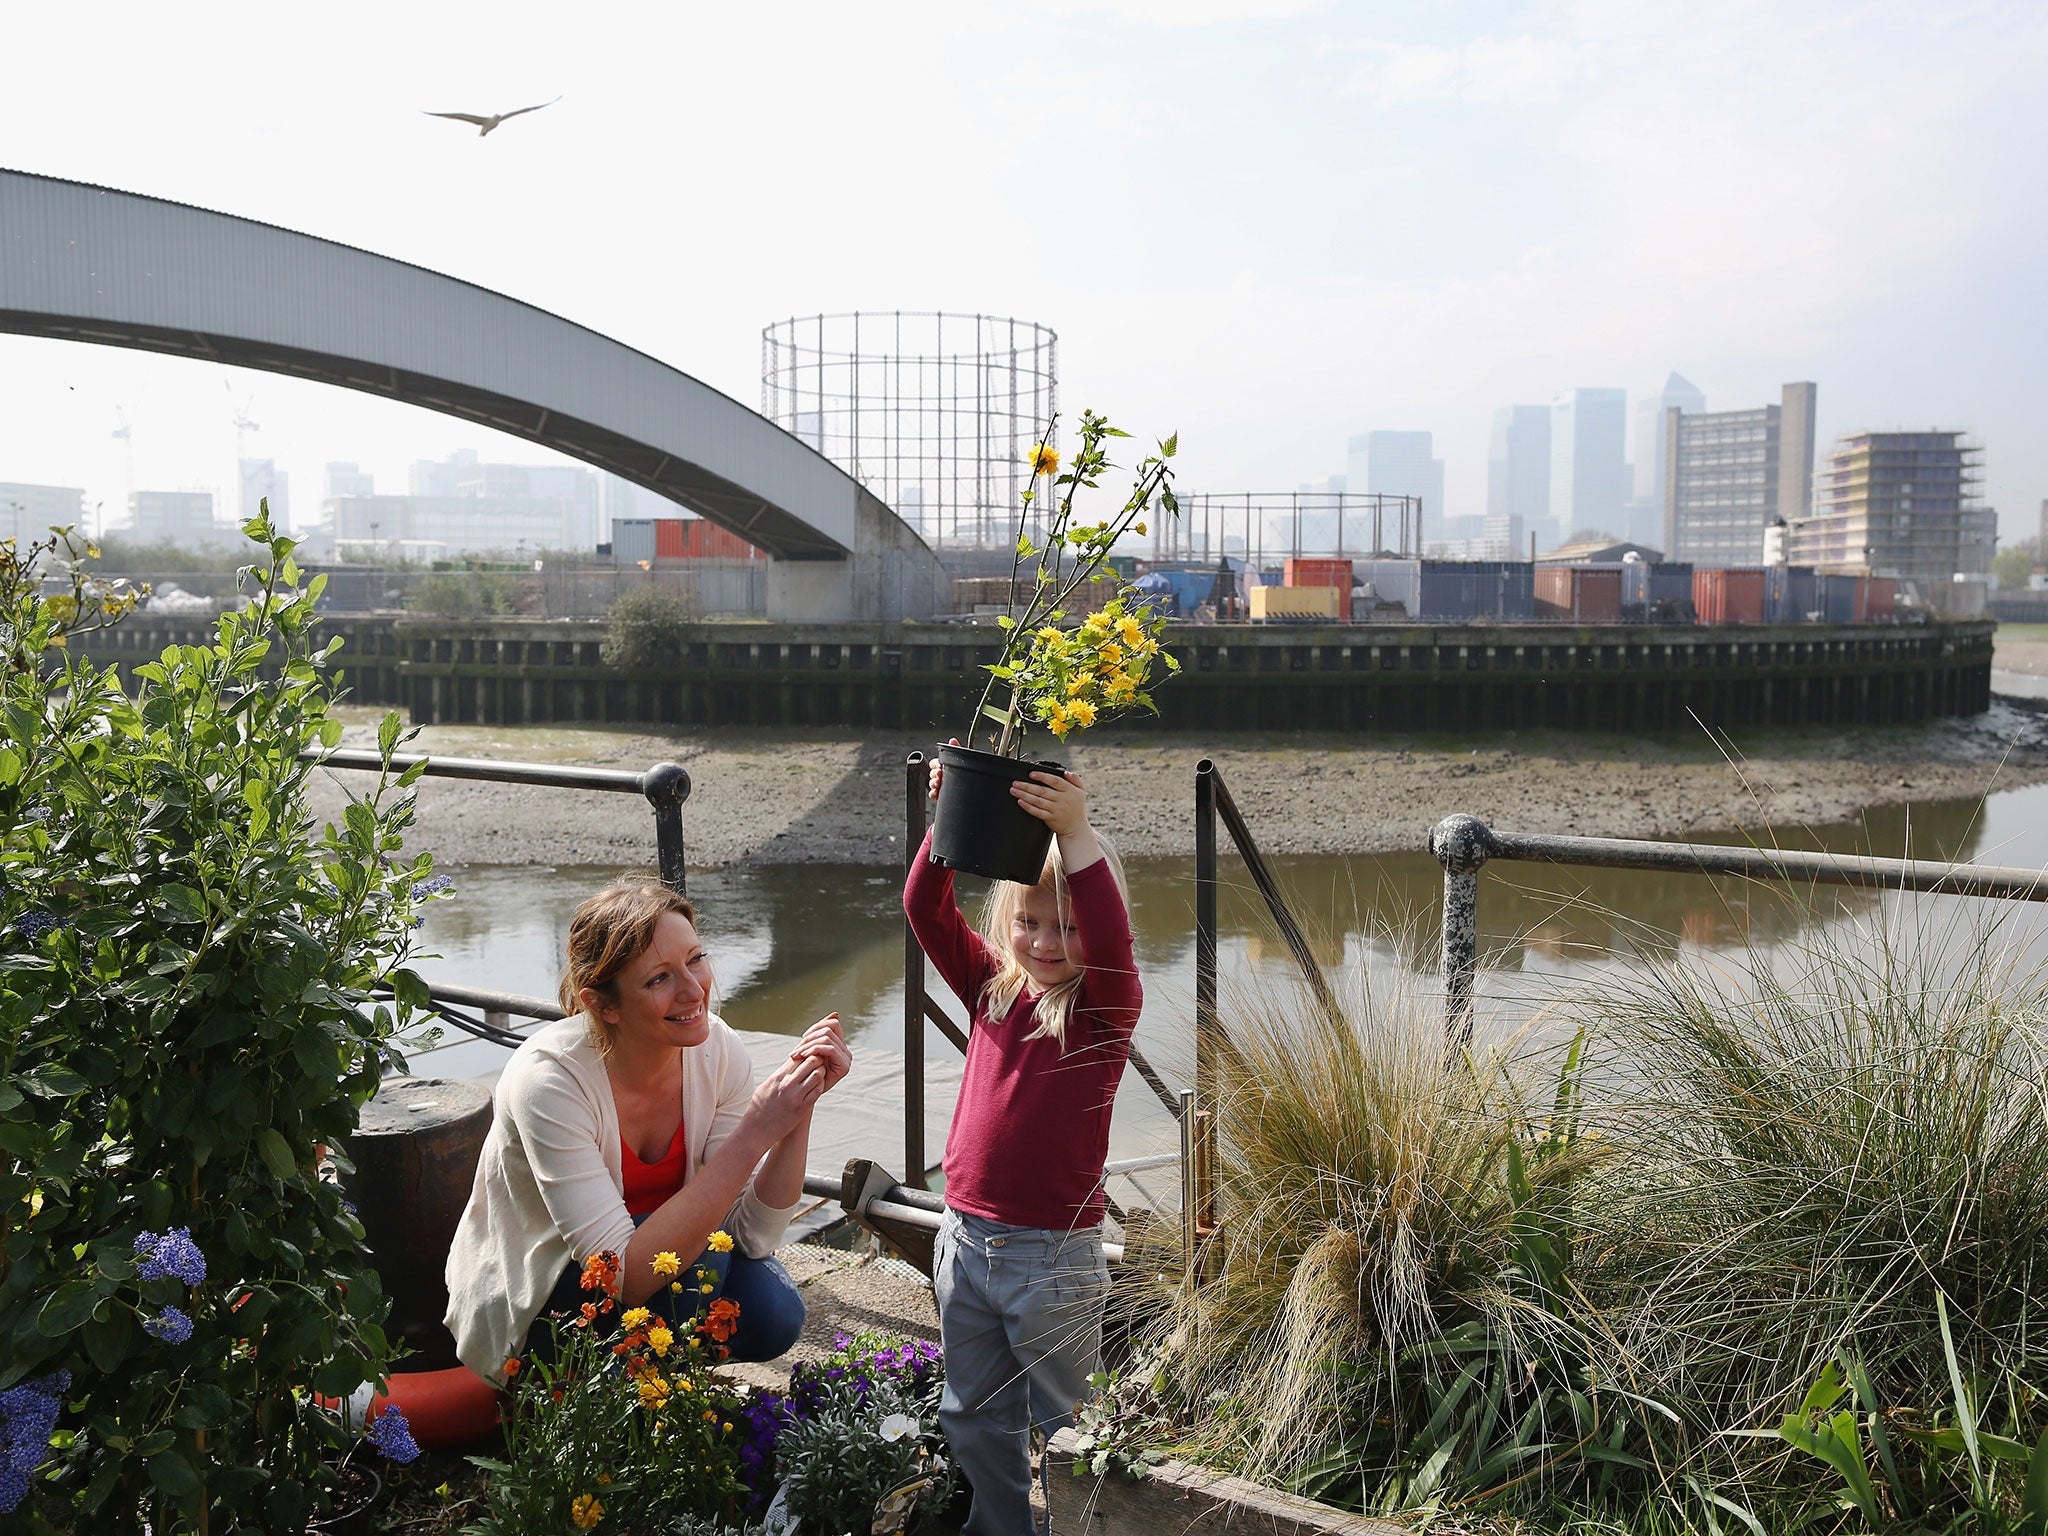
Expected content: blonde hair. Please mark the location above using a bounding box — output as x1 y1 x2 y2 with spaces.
559 882 700 1056
976 833 1130 1046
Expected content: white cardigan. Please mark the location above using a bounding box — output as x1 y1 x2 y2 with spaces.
443 1012 801 1381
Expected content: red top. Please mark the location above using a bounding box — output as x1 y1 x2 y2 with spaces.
904 828 1142 1231
620 1117 688 1216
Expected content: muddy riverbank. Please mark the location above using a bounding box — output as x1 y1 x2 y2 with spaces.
306 700 2048 870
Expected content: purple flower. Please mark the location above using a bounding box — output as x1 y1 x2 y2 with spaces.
0 1370 70 1514
143 1307 194 1344
366 1406 420 1464
133 1227 207 1286
11 911 67 942
409 875 454 901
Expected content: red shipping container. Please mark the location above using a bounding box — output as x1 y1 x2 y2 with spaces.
1534 565 1622 622
1860 576 1897 621
1693 568 1766 625
1284 557 1352 591
651 518 764 560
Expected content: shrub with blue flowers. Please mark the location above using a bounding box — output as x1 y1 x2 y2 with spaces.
0 518 440 1531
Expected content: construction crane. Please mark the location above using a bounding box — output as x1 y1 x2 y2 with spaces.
224 379 261 522
110 406 135 539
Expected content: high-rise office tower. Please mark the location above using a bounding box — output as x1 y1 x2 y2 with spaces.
1550 388 1628 545
239 458 289 528
1487 405 1550 547
1631 372 1705 544
1664 382 1818 566
0 482 85 541
1347 431 1445 540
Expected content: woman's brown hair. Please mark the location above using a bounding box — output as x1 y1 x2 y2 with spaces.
559 882 699 1055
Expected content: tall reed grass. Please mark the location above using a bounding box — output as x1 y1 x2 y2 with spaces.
1130 880 2048 1526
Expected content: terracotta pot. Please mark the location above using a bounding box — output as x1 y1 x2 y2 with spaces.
930 743 1064 884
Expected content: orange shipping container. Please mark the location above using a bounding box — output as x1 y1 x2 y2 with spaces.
1861 576 1897 621
1284 557 1352 591
654 519 686 558
1534 566 1622 622
1693 568 1766 625
651 518 763 560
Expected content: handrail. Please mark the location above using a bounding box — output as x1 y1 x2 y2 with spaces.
302 748 692 894
1428 813 2048 1046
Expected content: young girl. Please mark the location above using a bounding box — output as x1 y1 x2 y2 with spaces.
906 741 1143 1536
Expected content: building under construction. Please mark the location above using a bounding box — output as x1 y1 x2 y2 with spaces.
1785 431 1991 613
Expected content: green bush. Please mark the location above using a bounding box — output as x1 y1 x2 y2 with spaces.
601 583 694 670
402 570 527 618
0 517 439 1532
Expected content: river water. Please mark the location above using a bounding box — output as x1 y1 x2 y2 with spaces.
401 780 2048 1214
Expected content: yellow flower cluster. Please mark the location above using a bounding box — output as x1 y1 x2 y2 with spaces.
1018 596 1173 739
572 1492 605 1528
707 1229 735 1253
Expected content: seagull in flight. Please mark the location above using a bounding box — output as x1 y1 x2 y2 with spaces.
423 95 562 137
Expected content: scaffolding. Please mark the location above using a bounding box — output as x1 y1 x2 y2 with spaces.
761 312 1057 549
1156 491 1423 568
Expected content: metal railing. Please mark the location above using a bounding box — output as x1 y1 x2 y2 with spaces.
1428 812 2048 1046
305 748 693 894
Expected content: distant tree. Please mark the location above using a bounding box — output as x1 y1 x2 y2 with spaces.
601 582 694 669
1566 528 1624 546
90 533 250 571
1994 545 2035 591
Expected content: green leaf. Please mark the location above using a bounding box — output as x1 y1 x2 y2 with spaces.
149 1446 201 1497
158 884 208 920
378 711 400 758
82 1306 134 1372
1161 432 1178 457
37 1278 103 1336
2020 1425 2048 1533
0 745 20 785
256 1127 298 1182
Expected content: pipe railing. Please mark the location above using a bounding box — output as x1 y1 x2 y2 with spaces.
303 749 692 894
1429 813 2048 1047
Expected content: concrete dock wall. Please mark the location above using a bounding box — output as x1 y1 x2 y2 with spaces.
72 616 1994 735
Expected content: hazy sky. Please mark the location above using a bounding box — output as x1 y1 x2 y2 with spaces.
2 0 2043 539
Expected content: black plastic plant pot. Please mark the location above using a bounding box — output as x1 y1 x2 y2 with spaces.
930 742 1065 884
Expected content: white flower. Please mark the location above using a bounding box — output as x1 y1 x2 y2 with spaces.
879 1413 919 1443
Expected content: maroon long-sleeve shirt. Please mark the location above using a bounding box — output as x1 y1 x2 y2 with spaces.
904 828 1143 1232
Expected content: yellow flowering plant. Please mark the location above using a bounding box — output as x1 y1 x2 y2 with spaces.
971 409 1180 753
469 1247 748 1534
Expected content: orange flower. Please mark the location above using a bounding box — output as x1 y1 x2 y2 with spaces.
579 1302 599 1323
502 1357 522 1379
700 1297 741 1343
579 1251 622 1295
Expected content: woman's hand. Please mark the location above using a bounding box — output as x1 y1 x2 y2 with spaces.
788 1012 852 1093
928 738 959 801
743 1050 830 1146
1012 768 1089 837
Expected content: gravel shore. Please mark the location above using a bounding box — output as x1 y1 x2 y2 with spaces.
306 699 2048 870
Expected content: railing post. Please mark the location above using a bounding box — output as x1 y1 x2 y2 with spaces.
1430 814 1498 1051
1194 760 1218 1118
640 761 692 896
904 752 929 1188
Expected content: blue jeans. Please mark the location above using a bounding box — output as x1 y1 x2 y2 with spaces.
527 1215 806 1365
934 1208 1109 1536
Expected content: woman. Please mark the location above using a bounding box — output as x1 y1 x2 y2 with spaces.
445 881 850 1382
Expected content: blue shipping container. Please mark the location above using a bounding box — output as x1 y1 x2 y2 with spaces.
1766 566 1819 622
1821 572 1859 624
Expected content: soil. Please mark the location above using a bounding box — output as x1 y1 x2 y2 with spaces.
305 698 2048 871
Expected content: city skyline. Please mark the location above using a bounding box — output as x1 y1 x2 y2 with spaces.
0 2 2039 545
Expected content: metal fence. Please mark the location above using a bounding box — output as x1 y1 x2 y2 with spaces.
1426 813 2048 1047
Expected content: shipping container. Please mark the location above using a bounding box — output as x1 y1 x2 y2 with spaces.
1694 568 1767 625
1250 584 1341 621
1534 566 1623 623
1765 565 1819 622
1284 557 1353 591
1358 559 1535 622
654 518 686 558
1820 572 1860 624
1649 563 1695 610
611 519 657 566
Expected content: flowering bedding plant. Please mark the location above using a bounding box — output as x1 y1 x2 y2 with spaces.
750 1330 954 1536
469 1243 751 1535
969 410 1181 753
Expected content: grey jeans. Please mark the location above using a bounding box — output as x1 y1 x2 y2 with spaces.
934 1208 1110 1536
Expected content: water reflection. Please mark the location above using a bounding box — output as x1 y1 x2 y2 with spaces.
402 782 2048 1202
